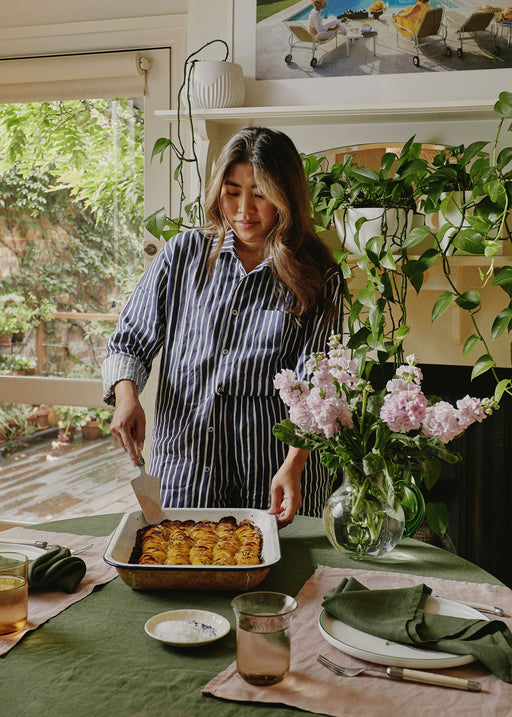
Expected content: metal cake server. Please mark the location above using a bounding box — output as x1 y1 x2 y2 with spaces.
130 451 165 524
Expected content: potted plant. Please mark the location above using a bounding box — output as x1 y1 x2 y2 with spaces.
305 136 428 255
303 91 512 387
0 293 38 343
0 306 17 345
304 138 430 371
55 405 89 443
0 355 38 376
144 40 241 241
416 140 507 255
80 407 114 440
407 90 512 384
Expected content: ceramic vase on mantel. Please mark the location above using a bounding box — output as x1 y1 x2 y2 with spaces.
189 60 245 109
323 465 425 558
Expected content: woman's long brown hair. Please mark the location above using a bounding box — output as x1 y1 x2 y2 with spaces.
204 126 339 321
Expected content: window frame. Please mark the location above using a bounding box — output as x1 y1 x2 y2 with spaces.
0 47 171 409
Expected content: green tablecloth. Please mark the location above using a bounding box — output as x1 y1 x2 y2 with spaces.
0 513 504 717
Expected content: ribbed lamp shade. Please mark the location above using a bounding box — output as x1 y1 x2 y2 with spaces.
190 60 245 109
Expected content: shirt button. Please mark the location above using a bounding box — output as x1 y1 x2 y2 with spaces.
232 309 238 315
204 466 211 473
222 348 229 355
208 427 214 433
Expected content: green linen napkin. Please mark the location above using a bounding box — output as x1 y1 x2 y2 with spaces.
28 545 87 593
322 577 512 683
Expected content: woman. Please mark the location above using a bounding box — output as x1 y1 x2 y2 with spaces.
392 0 430 34
102 127 344 526
309 0 348 40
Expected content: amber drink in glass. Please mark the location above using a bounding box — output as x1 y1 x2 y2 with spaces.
0 552 28 635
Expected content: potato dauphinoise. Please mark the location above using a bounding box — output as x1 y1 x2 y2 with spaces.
134 516 262 567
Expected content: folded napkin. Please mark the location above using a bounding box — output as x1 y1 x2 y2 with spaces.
323 577 512 683
28 545 87 593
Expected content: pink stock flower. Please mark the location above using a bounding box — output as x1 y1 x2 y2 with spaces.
380 388 428 433
307 384 353 437
274 370 309 406
289 400 319 435
421 401 462 444
275 343 494 450
456 395 486 429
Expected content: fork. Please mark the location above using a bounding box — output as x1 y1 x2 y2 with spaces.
317 655 481 692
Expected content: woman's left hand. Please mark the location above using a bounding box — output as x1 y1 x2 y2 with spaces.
268 447 307 527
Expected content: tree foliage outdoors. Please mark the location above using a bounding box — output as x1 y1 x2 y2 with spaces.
0 99 145 314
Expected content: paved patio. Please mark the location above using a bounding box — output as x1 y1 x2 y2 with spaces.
0 432 139 525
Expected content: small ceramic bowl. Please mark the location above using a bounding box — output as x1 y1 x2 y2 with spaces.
145 609 230 646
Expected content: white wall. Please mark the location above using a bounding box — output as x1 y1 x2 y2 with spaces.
0 1 188 28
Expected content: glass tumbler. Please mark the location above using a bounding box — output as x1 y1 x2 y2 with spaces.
0 552 28 635
231 591 298 686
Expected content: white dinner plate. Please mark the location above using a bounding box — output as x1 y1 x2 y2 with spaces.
145 609 231 646
0 542 47 560
319 595 489 669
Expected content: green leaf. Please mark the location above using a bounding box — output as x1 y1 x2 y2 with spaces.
494 91 512 119
493 266 512 288
402 225 432 250
431 291 453 321
492 309 512 340
496 146 512 170
451 229 485 255
471 353 496 379
351 166 380 183
462 333 480 357
380 248 396 270
143 206 168 239
396 324 410 340
461 140 488 164
425 502 450 539
151 137 172 161
400 260 423 293
486 179 507 206
369 304 384 335
422 457 441 491
272 421 326 451
494 378 511 403
455 290 481 311
357 286 377 308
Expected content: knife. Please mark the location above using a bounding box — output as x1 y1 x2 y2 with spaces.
434 596 505 617
130 451 165 524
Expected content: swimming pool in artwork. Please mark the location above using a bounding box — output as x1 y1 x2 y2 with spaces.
289 0 408 21
288 0 459 21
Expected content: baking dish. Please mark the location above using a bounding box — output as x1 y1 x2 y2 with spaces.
103 508 281 591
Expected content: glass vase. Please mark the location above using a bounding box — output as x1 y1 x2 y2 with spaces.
323 464 424 558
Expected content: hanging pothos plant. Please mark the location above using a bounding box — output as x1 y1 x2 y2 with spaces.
144 39 231 241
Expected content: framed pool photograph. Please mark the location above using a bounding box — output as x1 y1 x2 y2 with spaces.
235 0 512 80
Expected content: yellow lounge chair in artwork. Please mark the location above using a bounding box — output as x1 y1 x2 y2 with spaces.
284 22 340 68
452 10 499 57
395 6 452 66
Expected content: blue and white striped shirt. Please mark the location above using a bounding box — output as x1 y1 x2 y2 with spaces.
102 229 344 516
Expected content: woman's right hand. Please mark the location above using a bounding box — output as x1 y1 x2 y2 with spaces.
110 380 146 466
